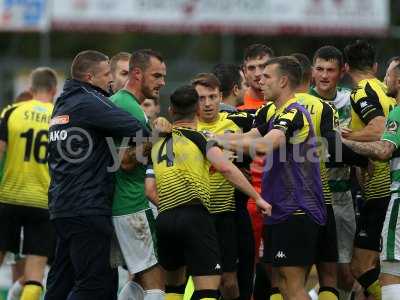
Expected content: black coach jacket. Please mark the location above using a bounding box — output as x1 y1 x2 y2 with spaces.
48 79 149 219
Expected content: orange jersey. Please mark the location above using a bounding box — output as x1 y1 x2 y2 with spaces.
237 88 264 111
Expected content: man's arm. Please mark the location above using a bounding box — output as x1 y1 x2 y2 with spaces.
342 139 395 161
216 128 262 154
0 140 6 165
206 145 271 215
342 116 386 142
81 96 150 138
252 129 286 155
144 165 159 207
119 142 152 172
344 85 387 142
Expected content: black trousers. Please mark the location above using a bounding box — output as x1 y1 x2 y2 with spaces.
44 216 117 300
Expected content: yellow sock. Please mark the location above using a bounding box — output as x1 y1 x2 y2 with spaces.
166 293 184 300
319 290 338 300
366 280 381 300
183 277 194 300
270 293 283 300
20 284 42 300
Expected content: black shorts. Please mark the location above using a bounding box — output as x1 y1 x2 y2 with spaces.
213 211 238 272
0 203 55 257
355 197 390 252
156 205 222 276
262 214 320 267
317 204 338 263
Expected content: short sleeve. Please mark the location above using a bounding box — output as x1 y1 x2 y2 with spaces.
0 106 18 142
272 108 305 139
350 83 384 125
227 111 254 133
382 107 400 148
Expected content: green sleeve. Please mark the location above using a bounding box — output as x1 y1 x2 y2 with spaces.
382 106 400 148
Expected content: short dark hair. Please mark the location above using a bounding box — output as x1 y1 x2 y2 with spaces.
110 52 131 74
266 56 302 88
71 50 109 80
291 53 312 84
344 40 376 72
243 44 274 62
30 67 58 93
170 85 199 121
212 63 242 98
313 45 344 68
129 49 164 72
191 73 221 90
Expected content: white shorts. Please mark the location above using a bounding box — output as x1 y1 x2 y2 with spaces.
332 191 356 264
381 194 400 263
111 209 158 274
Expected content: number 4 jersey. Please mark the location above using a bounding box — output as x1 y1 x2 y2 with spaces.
0 100 53 209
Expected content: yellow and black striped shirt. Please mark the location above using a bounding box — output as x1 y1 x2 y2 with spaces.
198 111 253 214
350 78 396 201
151 127 213 213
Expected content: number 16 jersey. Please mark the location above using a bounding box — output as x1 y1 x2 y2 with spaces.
0 100 53 209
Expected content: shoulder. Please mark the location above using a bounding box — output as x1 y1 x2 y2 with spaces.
0 102 25 119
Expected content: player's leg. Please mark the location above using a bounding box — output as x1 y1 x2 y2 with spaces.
262 225 282 300
278 266 309 300
333 198 356 300
351 198 390 299
379 195 400 300
235 206 255 300
20 206 54 300
114 209 165 300
156 208 186 300
214 212 239 300
271 215 319 300
184 206 222 300
0 203 20 266
316 205 340 300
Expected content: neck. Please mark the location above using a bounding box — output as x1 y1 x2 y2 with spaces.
349 70 375 85
249 87 264 100
125 80 145 103
397 94 400 105
274 90 295 110
199 114 219 124
222 95 237 107
173 119 197 129
32 91 53 103
315 86 337 100
296 82 309 94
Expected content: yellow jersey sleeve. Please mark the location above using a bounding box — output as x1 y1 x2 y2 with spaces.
350 82 385 125
273 108 309 144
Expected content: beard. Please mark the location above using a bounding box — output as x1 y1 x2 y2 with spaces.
387 89 398 99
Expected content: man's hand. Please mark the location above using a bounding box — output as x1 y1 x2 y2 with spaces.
153 117 172 135
341 127 353 139
255 196 272 216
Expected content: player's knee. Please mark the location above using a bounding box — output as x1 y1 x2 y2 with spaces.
350 259 363 278
220 278 239 300
338 270 355 291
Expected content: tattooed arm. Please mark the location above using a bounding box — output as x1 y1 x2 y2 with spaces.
342 139 395 161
